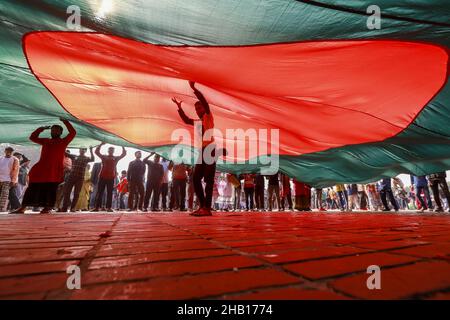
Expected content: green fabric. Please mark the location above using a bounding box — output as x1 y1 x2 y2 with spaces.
0 0 449 187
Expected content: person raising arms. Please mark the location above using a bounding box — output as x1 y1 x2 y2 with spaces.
172 81 216 216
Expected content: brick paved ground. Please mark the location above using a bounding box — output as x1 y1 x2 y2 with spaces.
0 211 449 300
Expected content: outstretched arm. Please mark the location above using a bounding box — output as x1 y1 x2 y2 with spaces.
118 146 127 160
29 126 50 145
88 146 95 162
189 81 210 114
172 98 194 126
143 151 155 164
95 142 105 159
61 118 76 142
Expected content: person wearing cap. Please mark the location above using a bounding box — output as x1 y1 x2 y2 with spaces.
12 118 76 214
0 147 20 212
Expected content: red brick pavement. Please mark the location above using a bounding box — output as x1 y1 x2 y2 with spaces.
0 211 449 300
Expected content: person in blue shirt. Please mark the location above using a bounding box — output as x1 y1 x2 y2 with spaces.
412 175 433 212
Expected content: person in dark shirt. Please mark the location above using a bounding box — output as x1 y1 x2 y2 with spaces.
127 151 146 211
379 178 399 211
89 162 102 209
92 143 126 212
60 146 94 212
412 175 433 212
254 174 265 211
267 173 281 211
143 152 164 211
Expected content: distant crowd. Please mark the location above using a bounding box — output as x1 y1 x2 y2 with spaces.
1 141 449 214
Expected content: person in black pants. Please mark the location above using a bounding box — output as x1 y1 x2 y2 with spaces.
254 174 265 211
93 143 126 212
172 162 188 211
428 172 450 213
379 178 399 211
127 151 146 211
172 80 216 216
243 174 255 211
143 152 164 211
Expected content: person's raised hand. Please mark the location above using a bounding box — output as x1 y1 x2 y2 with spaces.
171 98 182 109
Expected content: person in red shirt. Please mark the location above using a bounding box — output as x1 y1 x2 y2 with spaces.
294 179 312 211
92 142 126 212
243 174 255 211
115 170 128 210
12 118 76 214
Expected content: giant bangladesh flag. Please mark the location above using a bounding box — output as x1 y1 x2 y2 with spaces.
0 1 449 187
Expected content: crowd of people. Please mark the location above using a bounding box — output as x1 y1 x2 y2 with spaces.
1 142 449 215
0 80 449 215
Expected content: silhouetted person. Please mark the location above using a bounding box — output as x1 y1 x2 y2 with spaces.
92 143 126 212
379 178 399 212
172 81 216 216
428 172 450 213
12 119 76 214
143 152 164 211
127 151 146 211
60 147 94 212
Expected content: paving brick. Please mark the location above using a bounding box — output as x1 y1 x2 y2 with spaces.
71 268 301 299
226 287 349 300
284 252 419 280
355 240 429 250
330 261 450 299
84 255 263 284
89 248 236 269
0 212 449 299
390 244 450 260
259 246 371 264
0 246 92 265
0 273 67 296
0 260 78 278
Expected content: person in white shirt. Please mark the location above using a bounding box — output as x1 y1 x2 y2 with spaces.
0 147 19 212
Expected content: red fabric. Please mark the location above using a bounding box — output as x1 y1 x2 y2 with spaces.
28 127 75 183
24 32 448 160
117 177 128 193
